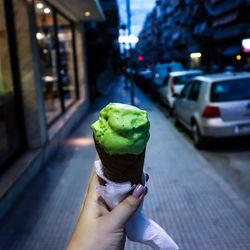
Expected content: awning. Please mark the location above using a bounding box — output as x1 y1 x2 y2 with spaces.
213 11 238 28
223 45 242 56
47 0 105 22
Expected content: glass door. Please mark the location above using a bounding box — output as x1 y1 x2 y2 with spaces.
0 0 23 168
35 0 62 124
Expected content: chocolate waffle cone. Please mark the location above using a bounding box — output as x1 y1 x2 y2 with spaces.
94 139 145 184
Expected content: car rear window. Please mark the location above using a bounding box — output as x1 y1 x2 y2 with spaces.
210 78 250 102
173 74 200 85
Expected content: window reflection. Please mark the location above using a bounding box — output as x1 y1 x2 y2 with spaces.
35 0 62 124
57 14 76 108
0 0 21 166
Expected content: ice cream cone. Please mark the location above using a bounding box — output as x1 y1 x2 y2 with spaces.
91 103 150 185
94 139 145 184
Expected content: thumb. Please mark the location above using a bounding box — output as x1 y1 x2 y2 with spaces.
108 184 146 226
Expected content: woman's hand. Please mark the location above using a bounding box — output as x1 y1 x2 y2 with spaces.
67 171 147 250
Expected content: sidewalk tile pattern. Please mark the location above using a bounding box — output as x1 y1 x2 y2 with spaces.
0 79 249 250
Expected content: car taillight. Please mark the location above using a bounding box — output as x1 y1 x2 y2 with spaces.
170 78 175 94
202 106 220 118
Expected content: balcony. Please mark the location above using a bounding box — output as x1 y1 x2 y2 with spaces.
212 10 239 27
213 23 250 40
223 44 242 56
211 0 243 17
162 29 172 40
194 22 211 38
211 0 224 4
172 31 187 47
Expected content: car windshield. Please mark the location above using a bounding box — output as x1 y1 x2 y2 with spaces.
173 74 199 85
210 78 250 102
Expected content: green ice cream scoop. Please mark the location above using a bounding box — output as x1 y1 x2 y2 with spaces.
91 103 150 155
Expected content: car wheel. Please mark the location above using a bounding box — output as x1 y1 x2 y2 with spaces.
192 122 206 149
169 107 173 116
173 108 180 127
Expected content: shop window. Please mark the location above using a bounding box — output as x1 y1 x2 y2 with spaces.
35 1 62 124
35 1 79 126
0 0 23 168
56 14 77 109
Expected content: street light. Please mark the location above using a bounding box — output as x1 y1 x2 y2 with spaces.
120 24 127 58
190 52 202 59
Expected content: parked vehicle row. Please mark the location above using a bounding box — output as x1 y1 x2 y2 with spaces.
133 63 250 149
158 70 203 112
173 72 250 148
152 62 183 98
153 62 183 86
134 69 153 92
134 62 184 96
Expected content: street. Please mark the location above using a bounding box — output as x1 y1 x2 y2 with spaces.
201 142 250 208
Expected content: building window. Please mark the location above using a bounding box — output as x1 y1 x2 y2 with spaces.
35 1 61 124
0 0 23 168
35 0 79 125
56 14 77 109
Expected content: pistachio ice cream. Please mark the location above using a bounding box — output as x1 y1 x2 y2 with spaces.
91 103 150 154
91 103 150 183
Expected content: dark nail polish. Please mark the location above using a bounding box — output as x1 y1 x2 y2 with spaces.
132 184 145 199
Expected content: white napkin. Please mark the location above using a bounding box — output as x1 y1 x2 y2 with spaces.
95 160 179 250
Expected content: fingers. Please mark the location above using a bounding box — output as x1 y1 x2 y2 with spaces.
81 170 102 216
88 170 99 193
107 184 147 226
85 170 104 199
142 172 149 185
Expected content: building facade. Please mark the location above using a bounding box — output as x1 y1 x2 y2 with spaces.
0 0 104 219
137 7 161 66
136 0 250 70
209 0 250 66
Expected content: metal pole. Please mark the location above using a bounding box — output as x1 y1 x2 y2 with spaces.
126 0 135 105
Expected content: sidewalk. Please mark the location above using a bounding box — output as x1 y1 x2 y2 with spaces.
0 78 250 250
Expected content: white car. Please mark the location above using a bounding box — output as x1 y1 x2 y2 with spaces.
159 70 203 111
153 62 183 86
173 72 250 148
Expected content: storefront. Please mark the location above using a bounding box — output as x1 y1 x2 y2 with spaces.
35 0 80 125
0 0 26 172
0 0 104 219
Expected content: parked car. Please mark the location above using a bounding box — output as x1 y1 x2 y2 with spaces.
224 65 238 72
173 72 250 148
151 62 183 98
134 69 153 92
159 70 203 111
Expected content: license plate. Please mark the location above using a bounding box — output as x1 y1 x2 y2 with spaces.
237 124 250 133
243 112 250 117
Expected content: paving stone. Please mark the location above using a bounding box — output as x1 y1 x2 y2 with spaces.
0 79 249 250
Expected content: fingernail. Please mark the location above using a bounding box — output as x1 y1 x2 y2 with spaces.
132 184 145 199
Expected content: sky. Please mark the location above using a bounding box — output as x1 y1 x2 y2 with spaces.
117 0 155 37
